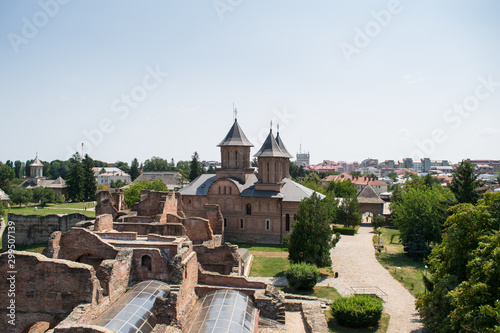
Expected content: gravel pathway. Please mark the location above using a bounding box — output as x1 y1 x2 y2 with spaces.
326 222 423 333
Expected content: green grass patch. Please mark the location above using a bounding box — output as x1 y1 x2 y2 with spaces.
15 243 47 253
326 311 390 333
280 286 341 301
374 227 426 297
50 201 96 209
8 203 95 218
233 242 288 253
249 256 289 277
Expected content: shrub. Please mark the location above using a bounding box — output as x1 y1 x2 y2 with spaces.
372 214 385 231
285 263 320 290
332 226 359 235
330 295 384 328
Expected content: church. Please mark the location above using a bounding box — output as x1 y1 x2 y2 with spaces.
180 118 320 244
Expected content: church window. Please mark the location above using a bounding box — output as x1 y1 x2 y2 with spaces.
229 187 232 194
285 214 290 231
224 218 227 228
240 219 244 229
224 186 226 194
265 219 271 231
218 186 221 194
274 162 277 182
246 204 251 215
267 162 270 182
235 151 238 167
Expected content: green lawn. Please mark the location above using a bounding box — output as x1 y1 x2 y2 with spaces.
249 256 289 277
7 202 95 218
374 227 426 297
15 243 47 253
233 242 288 253
280 286 340 300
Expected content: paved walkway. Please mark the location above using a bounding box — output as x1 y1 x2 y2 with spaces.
326 222 423 333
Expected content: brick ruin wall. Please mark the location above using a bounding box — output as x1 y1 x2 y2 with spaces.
1 213 89 251
0 252 102 333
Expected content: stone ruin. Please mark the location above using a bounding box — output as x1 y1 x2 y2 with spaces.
0 189 329 332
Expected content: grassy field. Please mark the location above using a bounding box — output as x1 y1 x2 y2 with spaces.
233 242 288 253
374 227 426 297
7 202 96 218
280 285 340 300
249 256 289 277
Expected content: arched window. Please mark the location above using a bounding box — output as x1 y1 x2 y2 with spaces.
274 162 277 182
224 186 226 194
229 187 232 194
218 186 221 194
235 151 238 167
285 214 290 232
246 204 251 215
240 219 244 229
265 219 271 231
266 162 270 182
141 255 152 271
224 218 227 228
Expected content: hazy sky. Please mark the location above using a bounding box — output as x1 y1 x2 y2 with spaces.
1 0 499 165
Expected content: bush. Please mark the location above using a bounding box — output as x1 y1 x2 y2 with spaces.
332 226 359 235
372 214 385 231
285 263 320 290
331 295 384 328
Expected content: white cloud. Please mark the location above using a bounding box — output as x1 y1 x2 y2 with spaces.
477 127 500 137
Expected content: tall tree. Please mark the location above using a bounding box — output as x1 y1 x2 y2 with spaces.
10 186 33 207
124 179 168 208
189 151 203 181
0 162 15 193
14 160 22 179
284 193 336 267
336 196 362 228
66 153 84 201
449 159 483 204
391 184 455 260
417 193 500 332
130 158 140 181
82 154 96 201
143 156 172 172
115 161 130 174
327 179 357 198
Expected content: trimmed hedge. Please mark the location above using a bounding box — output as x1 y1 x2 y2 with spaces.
285 263 320 290
330 294 384 328
332 226 359 235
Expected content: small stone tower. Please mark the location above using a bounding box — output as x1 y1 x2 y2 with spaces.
216 118 254 183
254 124 291 191
30 155 43 178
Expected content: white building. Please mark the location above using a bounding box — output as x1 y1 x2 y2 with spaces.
97 171 131 186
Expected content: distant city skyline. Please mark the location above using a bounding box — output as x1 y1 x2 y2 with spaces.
1 1 499 164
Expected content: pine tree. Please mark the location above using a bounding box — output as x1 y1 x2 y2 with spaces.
449 159 483 204
284 193 335 267
189 151 203 181
66 153 84 201
82 154 96 201
130 158 140 181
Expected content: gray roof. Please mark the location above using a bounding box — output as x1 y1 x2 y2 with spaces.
357 184 384 204
217 119 254 147
0 188 10 201
30 156 43 167
253 130 288 158
180 173 324 202
135 171 183 187
275 132 292 158
20 177 67 189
